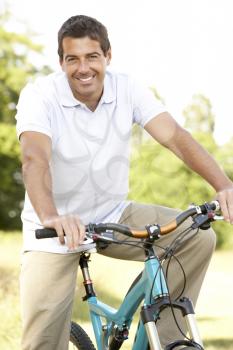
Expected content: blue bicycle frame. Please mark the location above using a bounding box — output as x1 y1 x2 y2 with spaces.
82 251 168 350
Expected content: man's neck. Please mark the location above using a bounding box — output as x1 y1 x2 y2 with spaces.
85 100 99 112
75 89 103 112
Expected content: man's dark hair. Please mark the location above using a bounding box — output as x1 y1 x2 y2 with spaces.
58 15 111 60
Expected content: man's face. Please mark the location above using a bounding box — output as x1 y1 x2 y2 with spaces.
60 36 111 105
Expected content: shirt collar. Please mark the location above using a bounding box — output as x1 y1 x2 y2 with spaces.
56 70 116 108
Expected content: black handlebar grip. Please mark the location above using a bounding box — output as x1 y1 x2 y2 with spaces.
35 228 58 239
36 223 133 240
209 200 220 211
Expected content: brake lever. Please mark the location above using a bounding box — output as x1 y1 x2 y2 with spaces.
213 215 224 221
87 231 115 241
86 231 116 250
191 214 209 230
191 212 224 230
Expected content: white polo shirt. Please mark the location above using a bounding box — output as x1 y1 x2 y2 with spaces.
15 69 166 253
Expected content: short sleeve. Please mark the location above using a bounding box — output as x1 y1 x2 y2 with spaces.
132 80 167 127
15 83 52 139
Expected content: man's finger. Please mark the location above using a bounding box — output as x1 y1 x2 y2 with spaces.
74 217 86 245
55 223 65 245
62 220 74 250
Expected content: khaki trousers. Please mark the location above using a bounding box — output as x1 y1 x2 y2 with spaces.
20 202 216 349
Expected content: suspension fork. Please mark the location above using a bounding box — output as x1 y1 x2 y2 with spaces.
141 296 203 350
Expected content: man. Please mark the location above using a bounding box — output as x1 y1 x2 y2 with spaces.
16 15 233 349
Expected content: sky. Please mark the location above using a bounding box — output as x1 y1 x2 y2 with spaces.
2 0 233 144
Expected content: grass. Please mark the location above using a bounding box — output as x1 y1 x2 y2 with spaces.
0 231 232 350
0 232 22 350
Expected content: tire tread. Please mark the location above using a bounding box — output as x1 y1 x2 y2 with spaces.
70 321 96 350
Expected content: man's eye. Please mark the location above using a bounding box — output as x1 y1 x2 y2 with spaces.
89 55 98 59
67 57 76 62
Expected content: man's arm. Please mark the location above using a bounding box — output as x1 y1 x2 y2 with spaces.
144 112 233 223
20 131 85 250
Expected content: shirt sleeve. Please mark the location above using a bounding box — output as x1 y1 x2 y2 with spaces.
132 79 167 127
15 83 52 139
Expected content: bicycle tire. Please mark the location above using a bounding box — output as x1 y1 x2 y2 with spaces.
172 347 200 349
70 321 96 350
165 339 203 349
169 346 200 349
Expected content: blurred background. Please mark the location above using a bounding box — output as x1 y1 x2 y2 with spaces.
0 0 232 349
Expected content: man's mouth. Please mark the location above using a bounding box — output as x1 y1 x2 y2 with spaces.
76 75 96 82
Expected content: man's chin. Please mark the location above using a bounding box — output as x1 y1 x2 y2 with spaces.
73 88 96 101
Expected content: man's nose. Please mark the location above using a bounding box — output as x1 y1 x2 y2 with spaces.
78 59 90 74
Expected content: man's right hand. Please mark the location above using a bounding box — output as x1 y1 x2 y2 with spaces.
42 214 86 251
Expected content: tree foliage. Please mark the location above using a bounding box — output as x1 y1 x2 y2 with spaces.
0 11 51 229
0 123 24 229
0 12 51 124
183 94 215 134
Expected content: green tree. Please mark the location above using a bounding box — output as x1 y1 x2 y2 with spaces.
0 12 51 124
183 94 215 134
216 137 233 180
0 11 52 229
0 123 24 229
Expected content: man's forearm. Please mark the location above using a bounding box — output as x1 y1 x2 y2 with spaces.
22 158 85 248
22 159 58 222
172 129 232 191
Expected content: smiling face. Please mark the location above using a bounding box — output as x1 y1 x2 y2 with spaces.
60 36 111 109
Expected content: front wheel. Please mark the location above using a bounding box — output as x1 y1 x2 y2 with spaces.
164 340 203 349
69 321 96 350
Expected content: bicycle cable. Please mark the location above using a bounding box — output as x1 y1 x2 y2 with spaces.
165 253 187 301
148 241 187 307
165 227 200 301
161 227 194 259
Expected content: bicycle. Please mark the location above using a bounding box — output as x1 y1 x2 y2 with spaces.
35 200 223 350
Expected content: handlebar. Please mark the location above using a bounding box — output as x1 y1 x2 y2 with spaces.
35 201 221 240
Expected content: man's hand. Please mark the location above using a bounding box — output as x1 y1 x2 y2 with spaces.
42 214 86 250
216 187 233 224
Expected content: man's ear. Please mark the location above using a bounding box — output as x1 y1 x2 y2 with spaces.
106 49 112 65
59 58 65 71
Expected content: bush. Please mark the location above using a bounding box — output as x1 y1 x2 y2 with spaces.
0 123 24 230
